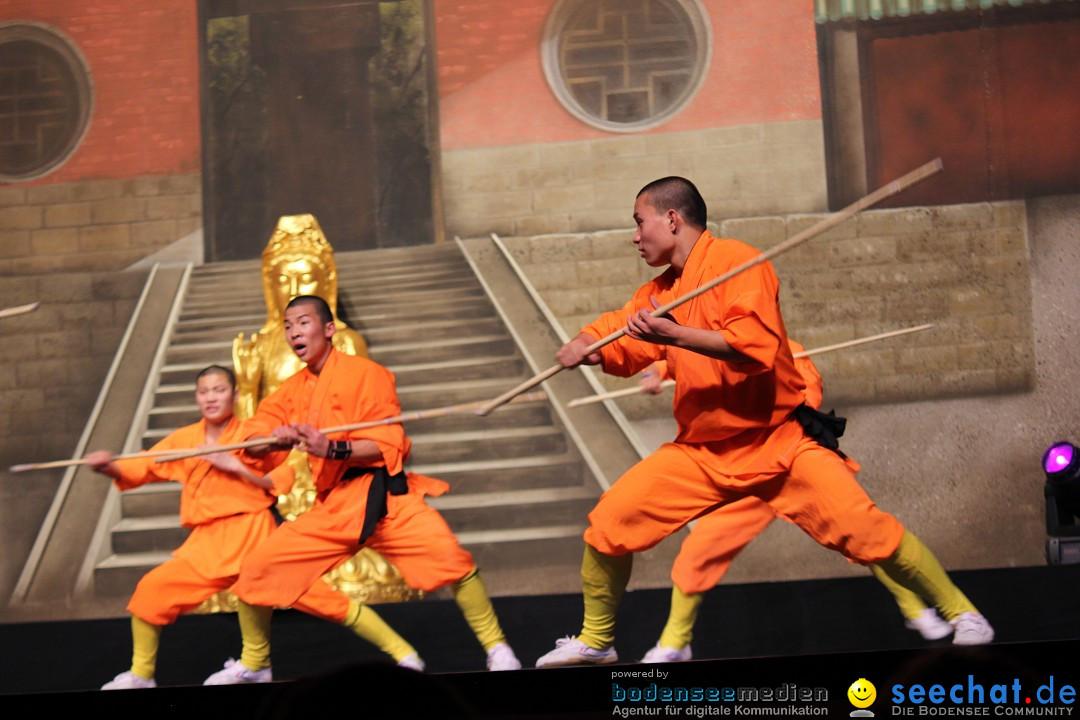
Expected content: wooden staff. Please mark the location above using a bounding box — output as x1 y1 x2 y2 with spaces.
151 390 550 464
566 323 935 408
9 447 201 473
474 158 944 416
0 302 40 319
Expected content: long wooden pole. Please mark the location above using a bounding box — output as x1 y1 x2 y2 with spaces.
0 302 40 319
474 158 944 416
149 390 550 464
8 447 204 473
565 323 935 408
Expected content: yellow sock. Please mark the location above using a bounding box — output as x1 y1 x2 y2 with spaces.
130 615 162 680
658 585 704 650
870 563 928 621
578 545 632 650
875 531 977 621
343 601 417 661
237 601 273 671
452 567 505 651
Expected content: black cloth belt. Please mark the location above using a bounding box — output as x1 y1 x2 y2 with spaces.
793 403 848 457
343 465 410 543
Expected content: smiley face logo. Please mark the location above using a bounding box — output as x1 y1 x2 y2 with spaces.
848 678 877 709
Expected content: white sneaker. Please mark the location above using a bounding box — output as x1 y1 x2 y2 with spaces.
904 609 953 641
640 644 692 663
486 642 522 671
536 636 618 668
203 658 273 685
951 612 994 646
101 671 156 690
397 653 426 672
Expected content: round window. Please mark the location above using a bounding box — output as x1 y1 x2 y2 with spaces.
0 23 93 182
541 0 712 133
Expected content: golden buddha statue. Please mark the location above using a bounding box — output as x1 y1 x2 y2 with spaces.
202 214 421 609
233 214 368 420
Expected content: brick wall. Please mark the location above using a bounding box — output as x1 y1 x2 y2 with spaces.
0 0 201 183
435 0 822 149
0 270 147 469
500 200 1033 418
0 174 201 274
445 121 827 237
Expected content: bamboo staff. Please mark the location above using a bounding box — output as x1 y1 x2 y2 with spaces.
566 323 935 408
0 302 40 319
150 390 550 464
9 447 202 473
474 158 944 416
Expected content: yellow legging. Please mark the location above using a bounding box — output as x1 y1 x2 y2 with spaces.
580 531 977 651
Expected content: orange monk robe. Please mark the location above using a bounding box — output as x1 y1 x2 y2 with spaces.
658 340 864 593
110 417 295 624
231 349 474 609
580 231 903 564
112 417 290 583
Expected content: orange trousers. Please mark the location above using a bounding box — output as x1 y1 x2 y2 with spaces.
670 496 776 595
585 430 904 566
128 554 350 626
670 453 866 593
232 474 475 609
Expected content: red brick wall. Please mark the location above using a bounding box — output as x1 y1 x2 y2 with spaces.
434 0 823 149
0 0 201 185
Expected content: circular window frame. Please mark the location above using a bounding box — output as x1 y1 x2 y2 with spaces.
0 22 94 183
541 0 713 133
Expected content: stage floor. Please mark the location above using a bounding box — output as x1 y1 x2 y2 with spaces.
2 565 1078 717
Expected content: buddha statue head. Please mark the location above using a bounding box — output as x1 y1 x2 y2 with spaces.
260 214 340 324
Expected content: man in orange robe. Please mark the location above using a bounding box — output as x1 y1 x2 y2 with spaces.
89 365 385 689
536 176 993 668
219 295 520 681
638 343 954 663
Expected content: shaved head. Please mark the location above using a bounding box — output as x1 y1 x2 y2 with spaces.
637 176 707 230
286 295 333 325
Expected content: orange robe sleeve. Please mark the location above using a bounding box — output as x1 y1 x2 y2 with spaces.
239 350 409 493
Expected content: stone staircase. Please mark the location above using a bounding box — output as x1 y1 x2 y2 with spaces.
92 244 604 598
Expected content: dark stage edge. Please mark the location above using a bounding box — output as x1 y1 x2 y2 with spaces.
2 565 1079 718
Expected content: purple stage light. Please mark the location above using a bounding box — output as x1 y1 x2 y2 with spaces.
1044 443 1075 475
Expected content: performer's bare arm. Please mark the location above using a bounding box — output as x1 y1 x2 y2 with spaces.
625 295 753 364
292 424 383 466
203 451 274 490
556 332 603 369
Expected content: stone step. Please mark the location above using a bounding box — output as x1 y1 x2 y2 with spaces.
167 313 502 347
187 246 464 280
368 335 516 368
186 262 469 297
94 551 173 597
386 355 524 387
453 527 587 574
181 282 485 316
175 293 495 328
155 351 523 391
110 515 189 555
408 426 566 466
411 452 586 494
162 325 514 366
120 483 181 518
356 317 503 346
392 377 521 409
432 487 597 533
142 395 552 436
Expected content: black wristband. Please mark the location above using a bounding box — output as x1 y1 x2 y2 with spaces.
328 440 352 461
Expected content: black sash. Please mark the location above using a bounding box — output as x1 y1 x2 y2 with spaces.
793 404 848 457
343 466 410 543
